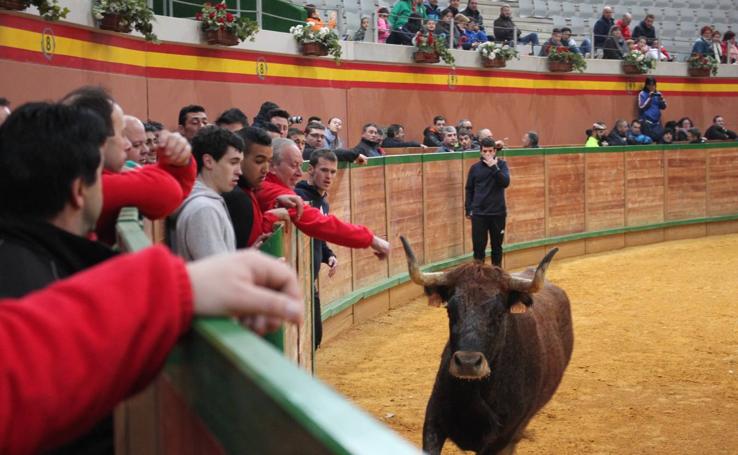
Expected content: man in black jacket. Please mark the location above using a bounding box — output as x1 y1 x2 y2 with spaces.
607 119 632 146
302 122 368 163
294 149 339 349
352 123 384 157
593 6 614 50
493 5 538 51
465 137 510 266
632 14 657 45
0 102 118 452
423 115 446 146
705 115 738 140
382 124 425 148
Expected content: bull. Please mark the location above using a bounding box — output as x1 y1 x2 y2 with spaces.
400 236 573 455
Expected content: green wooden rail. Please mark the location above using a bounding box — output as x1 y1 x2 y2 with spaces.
115 208 419 454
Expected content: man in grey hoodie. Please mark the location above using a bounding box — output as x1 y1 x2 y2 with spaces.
170 126 244 261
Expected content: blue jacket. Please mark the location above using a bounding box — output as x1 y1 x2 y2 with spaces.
463 30 487 49
692 38 714 56
638 89 666 124
465 158 510 217
627 131 653 145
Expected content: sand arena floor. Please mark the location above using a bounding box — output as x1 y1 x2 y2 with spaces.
317 233 738 454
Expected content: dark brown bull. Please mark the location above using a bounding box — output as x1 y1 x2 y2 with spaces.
400 236 573 455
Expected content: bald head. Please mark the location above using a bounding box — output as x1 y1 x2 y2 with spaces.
123 115 147 164
478 128 493 141
602 6 613 18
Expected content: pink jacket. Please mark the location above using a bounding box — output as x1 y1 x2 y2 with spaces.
377 17 390 43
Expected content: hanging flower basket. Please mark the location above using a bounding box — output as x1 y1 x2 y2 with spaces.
205 28 239 46
548 60 573 72
622 62 643 74
413 50 440 63
0 0 27 11
99 13 132 33
482 55 506 68
300 41 329 56
687 67 711 77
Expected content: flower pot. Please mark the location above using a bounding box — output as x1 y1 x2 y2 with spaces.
413 50 440 64
482 56 506 68
0 0 27 11
300 42 328 56
622 62 644 74
206 28 239 46
688 67 711 77
98 13 132 34
548 60 573 72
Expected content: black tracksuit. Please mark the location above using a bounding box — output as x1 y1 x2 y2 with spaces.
465 157 510 266
294 181 336 349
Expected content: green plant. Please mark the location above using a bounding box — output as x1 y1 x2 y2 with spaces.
547 45 587 72
687 53 718 76
415 32 455 66
196 1 259 43
623 49 656 73
25 0 69 21
477 41 519 61
289 23 342 64
92 0 158 42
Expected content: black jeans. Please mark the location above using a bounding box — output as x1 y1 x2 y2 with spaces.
313 284 322 350
471 214 506 266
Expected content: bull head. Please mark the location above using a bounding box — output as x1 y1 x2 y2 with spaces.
400 235 559 380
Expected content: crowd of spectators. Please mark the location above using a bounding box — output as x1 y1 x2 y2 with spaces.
312 1 738 63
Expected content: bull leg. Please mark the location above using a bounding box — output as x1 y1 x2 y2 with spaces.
422 404 446 455
478 440 516 455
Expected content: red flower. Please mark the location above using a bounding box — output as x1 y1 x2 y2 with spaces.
428 33 434 45
215 2 226 10
226 12 234 22
195 12 202 20
209 11 215 18
217 16 224 23
556 46 568 53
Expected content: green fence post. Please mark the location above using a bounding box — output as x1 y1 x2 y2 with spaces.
259 225 285 351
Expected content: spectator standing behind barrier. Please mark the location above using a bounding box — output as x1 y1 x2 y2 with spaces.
674 117 693 141
616 13 632 40
705 115 738 140
638 77 667 141
252 101 279 129
632 14 656 46
287 127 306 153
0 97 10 126
305 4 334 31
424 0 441 20
377 7 391 43
494 5 538 54
607 119 630 146
539 28 563 57
353 16 369 41
688 128 705 144
178 104 208 142
267 108 290 138
627 120 653 145
711 30 723 61
0 241 303 454
561 27 591 56
216 107 249 132
603 26 627 59
692 26 716 57
63 87 197 246
593 6 614 51
437 126 458 152
722 31 738 63
458 130 475 150
585 122 608 147
659 128 675 144
382 123 424 147
324 117 343 149
423 115 446 146
463 19 487 49
295 149 339 349
168 126 244 261
302 122 368 163
465 137 510 267
522 131 539 148
352 123 384 157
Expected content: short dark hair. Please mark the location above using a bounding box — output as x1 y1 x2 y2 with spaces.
362 122 379 132
552 27 561 34
178 104 206 126
307 116 322 124
433 115 445 124
0 98 9 108
191 125 244 172
216 108 248 127
60 86 115 137
145 120 164 132
643 76 657 91
631 119 642 127
386 124 403 138
724 31 736 41
526 131 539 147
480 137 495 148
236 126 272 156
305 122 325 134
560 27 572 33
458 130 471 139
713 115 723 123
267 108 290 121
287 127 304 138
265 123 282 134
309 149 338 167
0 102 106 219
645 13 655 20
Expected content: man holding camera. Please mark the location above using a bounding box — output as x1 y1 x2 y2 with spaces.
638 76 667 141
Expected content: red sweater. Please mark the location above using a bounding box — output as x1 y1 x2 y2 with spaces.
256 173 374 248
243 185 279 247
0 246 192 454
97 159 197 245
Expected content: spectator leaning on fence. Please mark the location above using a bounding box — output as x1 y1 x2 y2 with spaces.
607 119 630 146
352 123 384 157
522 131 539 148
585 122 608 147
705 115 738 140
424 115 446 146
627 120 653 145
382 123 423 148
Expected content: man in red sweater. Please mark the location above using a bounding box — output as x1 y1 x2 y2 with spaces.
258 138 390 257
0 245 303 455
62 87 197 245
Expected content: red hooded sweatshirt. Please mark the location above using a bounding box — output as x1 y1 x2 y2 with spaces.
0 246 192 454
255 173 374 248
97 159 197 245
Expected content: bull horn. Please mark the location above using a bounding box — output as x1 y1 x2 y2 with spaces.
508 248 559 293
400 235 447 287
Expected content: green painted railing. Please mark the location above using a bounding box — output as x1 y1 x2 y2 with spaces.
115 209 419 454
258 224 285 351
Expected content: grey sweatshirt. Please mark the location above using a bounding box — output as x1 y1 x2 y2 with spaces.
169 178 236 261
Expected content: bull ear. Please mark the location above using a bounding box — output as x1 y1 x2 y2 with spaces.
506 291 533 314
424 286 451 308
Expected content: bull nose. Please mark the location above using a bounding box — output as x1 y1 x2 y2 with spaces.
450 351 491 380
